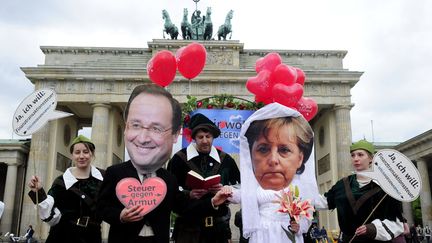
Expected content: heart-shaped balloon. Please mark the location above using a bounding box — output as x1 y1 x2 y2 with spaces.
295 67 306 86
116 177 167 217
175 46 186 59
176 42 207 80
246 70 272 98
295 97 318 121
255 52 282 73
255 95 273 105
272 83 304 108
147 50 177 87
270 64 297 86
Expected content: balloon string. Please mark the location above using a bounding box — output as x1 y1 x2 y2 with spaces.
188 78 191 96
348 194 387 243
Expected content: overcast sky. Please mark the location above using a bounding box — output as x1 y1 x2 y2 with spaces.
1 0 431 143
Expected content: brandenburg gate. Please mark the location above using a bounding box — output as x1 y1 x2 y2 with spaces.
6 38 362 239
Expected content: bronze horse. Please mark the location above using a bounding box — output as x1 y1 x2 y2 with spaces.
181 8 192 40
203 7 213 40
162 9 179 40
217 10 233 40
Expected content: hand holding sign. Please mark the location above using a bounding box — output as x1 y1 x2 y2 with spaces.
357 149 421 202
13 89 73 136
115 177 167 217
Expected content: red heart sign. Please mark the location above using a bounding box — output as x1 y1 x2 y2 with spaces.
116 177 167 217
272 83 304 108
295 97 318 121
219 120 227 129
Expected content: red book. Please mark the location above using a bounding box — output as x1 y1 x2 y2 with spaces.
185 170 221 190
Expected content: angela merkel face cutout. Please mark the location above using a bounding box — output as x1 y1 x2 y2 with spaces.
245 117 313 191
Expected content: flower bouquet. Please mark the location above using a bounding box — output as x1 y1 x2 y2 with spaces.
274 184 315 243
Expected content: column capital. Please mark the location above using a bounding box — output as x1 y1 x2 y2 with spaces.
90 103 111 109
333 104 354 111
5 162 20 167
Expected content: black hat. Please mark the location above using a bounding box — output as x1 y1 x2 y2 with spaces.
189 113 221 138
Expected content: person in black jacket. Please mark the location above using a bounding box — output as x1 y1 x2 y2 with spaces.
28 135 104 243
234 209 249 243
167 113 240 243
96 84 231 243
318 140 404 242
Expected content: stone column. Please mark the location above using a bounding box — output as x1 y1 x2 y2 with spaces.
333 104 353 178
20 124 51 239
417 158 432 227
91 103 111 169
0 163 18 234
402 202 414 225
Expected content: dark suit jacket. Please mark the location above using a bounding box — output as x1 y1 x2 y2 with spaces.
97 161 218 243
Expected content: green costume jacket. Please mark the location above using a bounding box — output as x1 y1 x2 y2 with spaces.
325 174 403 243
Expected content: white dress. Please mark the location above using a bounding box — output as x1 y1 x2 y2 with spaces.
239 186 308 243
230 186 311 243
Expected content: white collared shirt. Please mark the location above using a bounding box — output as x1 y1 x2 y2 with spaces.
186 143 221 163
63 165 103 189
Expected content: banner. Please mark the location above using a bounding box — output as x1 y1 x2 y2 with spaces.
182 109 254 153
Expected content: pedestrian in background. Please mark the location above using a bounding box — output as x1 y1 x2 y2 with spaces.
24 225 34 243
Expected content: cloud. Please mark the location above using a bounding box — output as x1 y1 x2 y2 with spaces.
0 0 431 144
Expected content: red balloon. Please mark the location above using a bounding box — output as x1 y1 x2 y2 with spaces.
272 83 304 108
147 50 177 87
176 42 206 79
255 52 282 73
175 46 186 60
246 70 272 98
295 97 318 121
255 95 273 105
270 64 297 86
295 67 306 86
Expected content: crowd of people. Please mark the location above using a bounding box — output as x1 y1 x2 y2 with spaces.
21 83 421 243
304 224 329 243
405 224 432 243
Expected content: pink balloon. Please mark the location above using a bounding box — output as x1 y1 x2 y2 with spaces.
147 50 177 87
255 52 282 73
295 67 306 86
176 42 207 79
270 64 298 86
246 70 273 98
272 83 304 108
295 97 318 121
